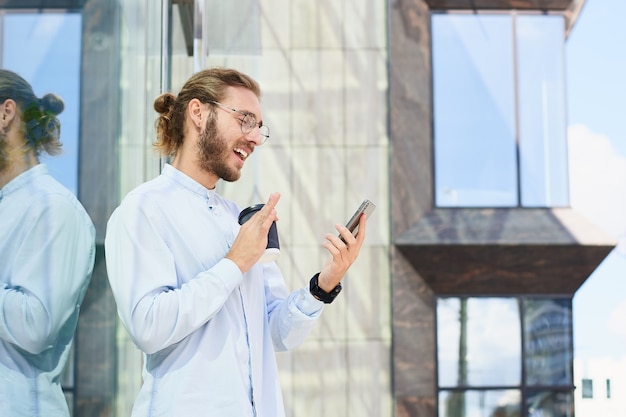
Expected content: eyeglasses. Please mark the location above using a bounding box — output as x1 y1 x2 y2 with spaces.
208 100 270 144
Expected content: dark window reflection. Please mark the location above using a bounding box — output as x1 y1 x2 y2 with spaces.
527 391 573 417
524 299 572 386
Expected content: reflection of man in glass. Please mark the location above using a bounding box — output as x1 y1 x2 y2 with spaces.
0 69 95 416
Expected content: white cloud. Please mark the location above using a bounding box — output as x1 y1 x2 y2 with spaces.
568 124 626 239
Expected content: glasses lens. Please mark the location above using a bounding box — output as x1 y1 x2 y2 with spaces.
241 113 256 134
259 125 270 143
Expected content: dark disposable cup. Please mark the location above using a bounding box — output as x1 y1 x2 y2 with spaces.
238 203 280 263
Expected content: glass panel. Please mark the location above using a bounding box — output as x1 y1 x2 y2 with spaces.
2 9 81 415
524 299 572 386
439 389 521 417
432 14 518 207
516 15 569 207
1 12 82 195
196 0 261 64
437 298 521 387
527 391 573 417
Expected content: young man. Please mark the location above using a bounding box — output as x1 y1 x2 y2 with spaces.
105 67 367 416
0 69 96 416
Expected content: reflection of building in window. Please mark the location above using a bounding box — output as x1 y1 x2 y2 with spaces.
581 379 593 399
437 297 574 417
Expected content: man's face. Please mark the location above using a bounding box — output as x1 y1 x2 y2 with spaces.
195 112 246 182
195 87 263 183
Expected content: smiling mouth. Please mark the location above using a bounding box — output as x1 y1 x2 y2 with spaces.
234 147 249 161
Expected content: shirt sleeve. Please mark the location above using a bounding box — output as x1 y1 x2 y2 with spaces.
0 193 95 354
263 262 324 352
104 193 244 355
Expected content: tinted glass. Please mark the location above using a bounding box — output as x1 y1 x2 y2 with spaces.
437 297 522 387
527 390 573 417
524 298 572 386
432 14 518 207
432 13 569 208
517 15 569 207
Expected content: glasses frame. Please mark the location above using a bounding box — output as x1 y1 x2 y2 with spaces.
207 100 270 144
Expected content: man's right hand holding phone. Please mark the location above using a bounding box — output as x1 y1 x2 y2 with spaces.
317 213 367 293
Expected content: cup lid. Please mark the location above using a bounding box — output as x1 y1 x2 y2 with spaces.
238 203 265 223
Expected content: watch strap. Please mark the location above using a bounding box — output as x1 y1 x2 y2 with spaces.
309 273 342 304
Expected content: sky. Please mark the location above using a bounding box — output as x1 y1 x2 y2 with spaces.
566 0 626 363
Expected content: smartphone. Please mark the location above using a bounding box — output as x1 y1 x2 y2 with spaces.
340 199 376 241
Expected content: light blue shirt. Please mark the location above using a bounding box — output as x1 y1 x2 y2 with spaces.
105 164 324 417
0 164 96 417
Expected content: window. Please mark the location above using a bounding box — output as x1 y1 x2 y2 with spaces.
432 13 569 208
1 10 82 414
606 379 610 399
437 297 574 417
581 379 593 399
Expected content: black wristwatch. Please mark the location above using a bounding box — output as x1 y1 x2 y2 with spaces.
309 273 342 304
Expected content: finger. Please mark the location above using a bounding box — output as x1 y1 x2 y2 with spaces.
355 213 367 244
263 192 281 212
336 223 356 245
325 232 347 251
253 193 280 224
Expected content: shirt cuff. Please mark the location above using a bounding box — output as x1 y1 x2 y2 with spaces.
294 285 324 316
210 257 245 293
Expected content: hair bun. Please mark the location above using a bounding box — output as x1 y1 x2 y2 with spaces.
154 92 176 115
39 93 65 116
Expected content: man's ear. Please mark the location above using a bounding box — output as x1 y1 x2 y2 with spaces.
187 98 204 130
1 99 17 127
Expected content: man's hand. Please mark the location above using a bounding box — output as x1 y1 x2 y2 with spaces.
226 192 280 273
317 213 367 292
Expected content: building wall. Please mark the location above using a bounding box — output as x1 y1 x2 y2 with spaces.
574 357 626 417
388 1 437 416
212 1 393 415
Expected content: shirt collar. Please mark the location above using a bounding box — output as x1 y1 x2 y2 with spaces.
0 164 48 201
162 164 216 202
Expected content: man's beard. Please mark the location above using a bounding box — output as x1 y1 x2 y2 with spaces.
196 115 243 183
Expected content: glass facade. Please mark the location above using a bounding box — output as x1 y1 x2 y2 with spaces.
1 10 82 415
437 297 574 417
432 13 569 208
1 0 391 416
